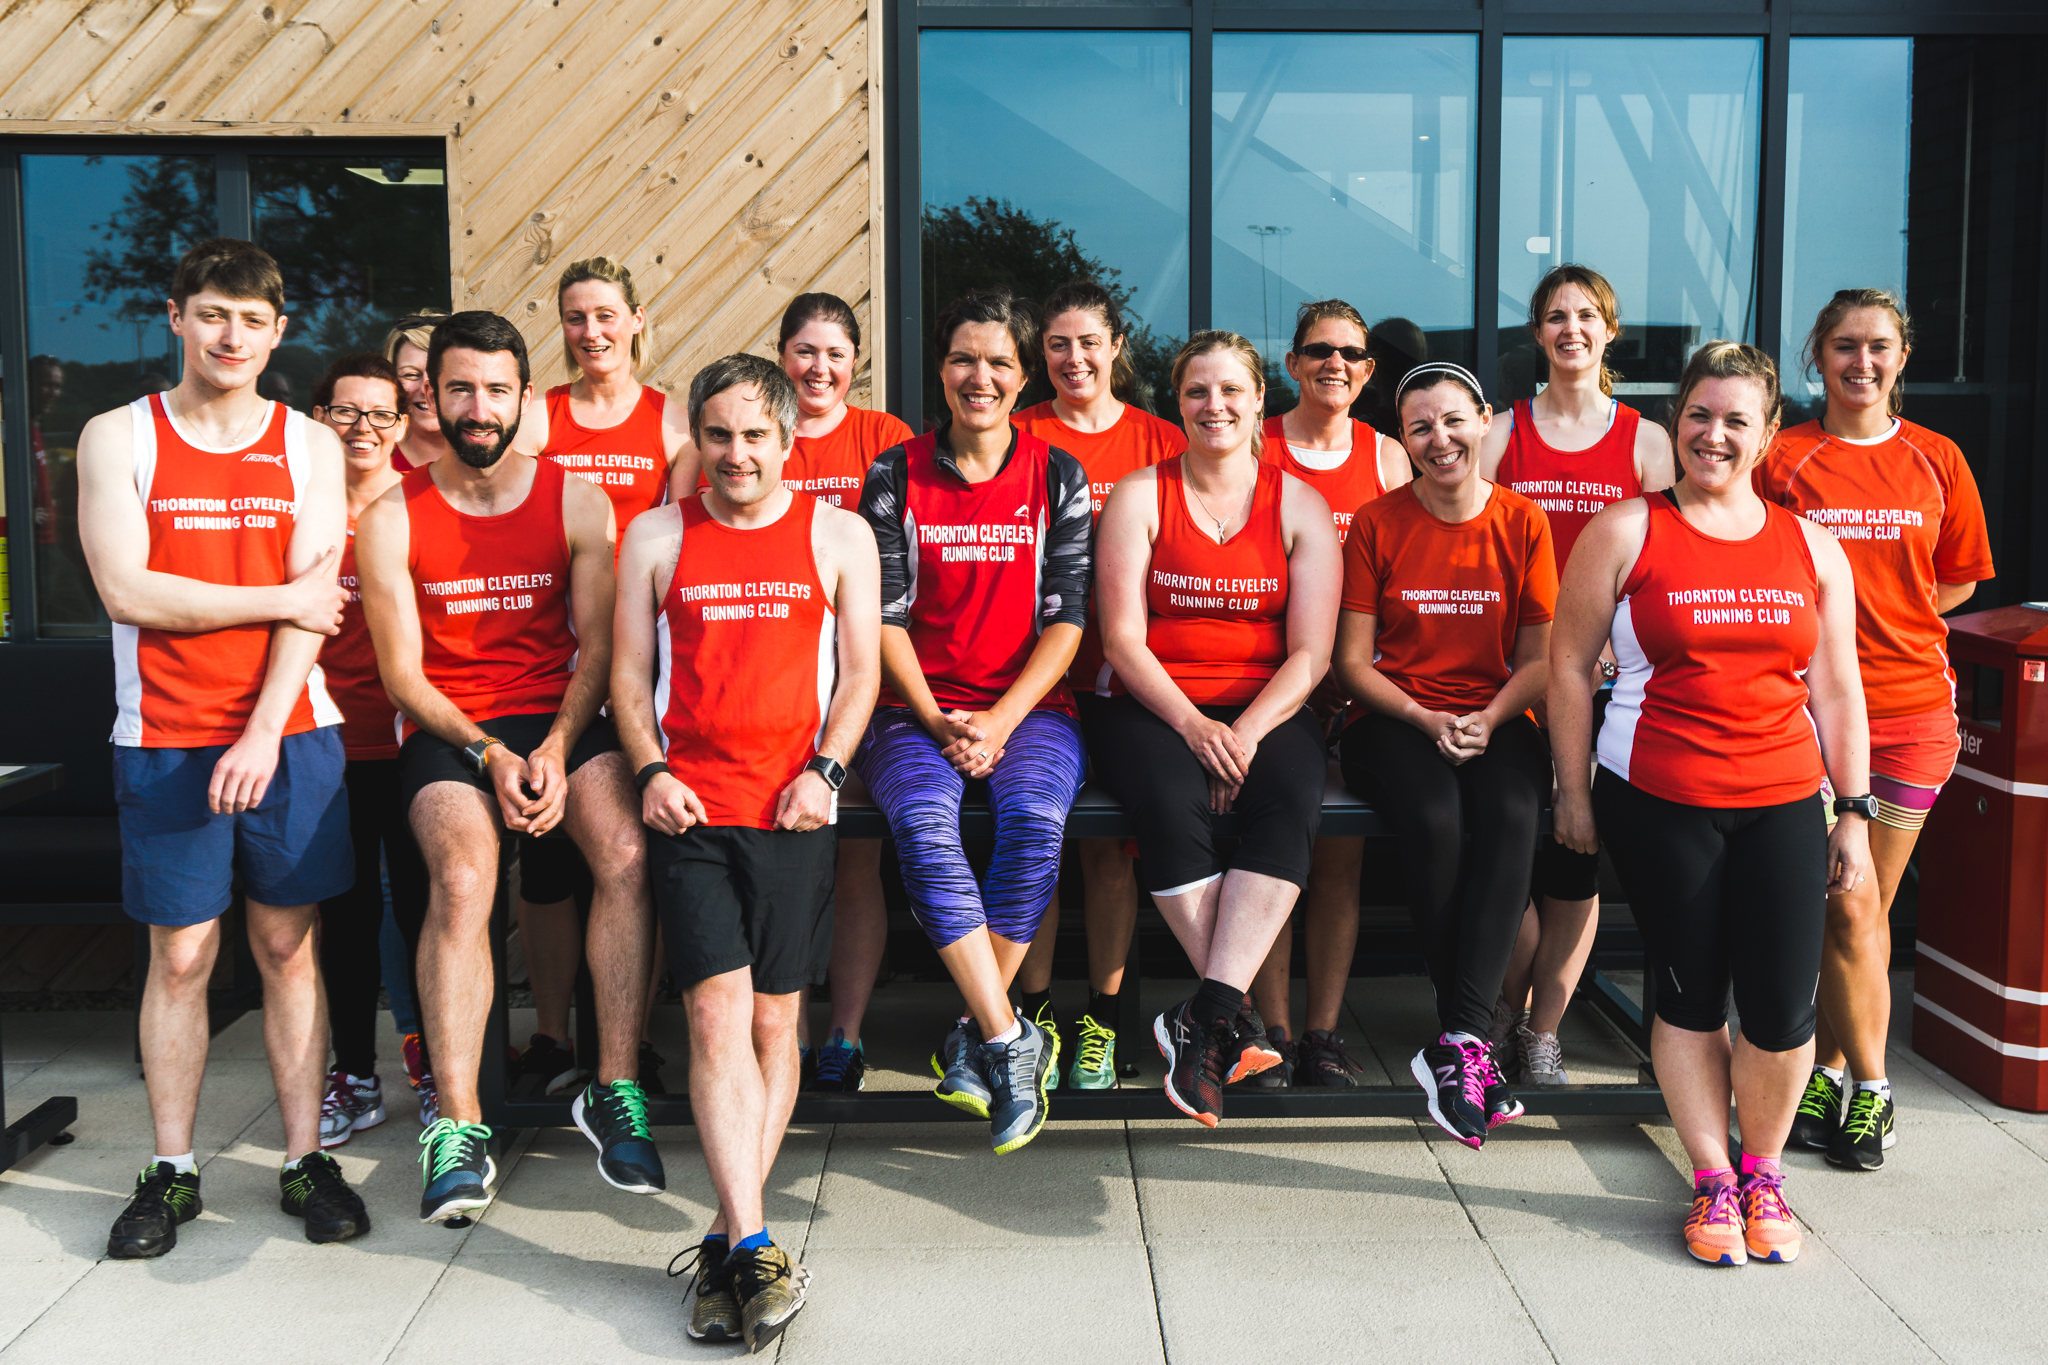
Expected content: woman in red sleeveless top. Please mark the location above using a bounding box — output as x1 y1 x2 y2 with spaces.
1010 278 1187 1093
1758 290 1995 1169
1478 265 1674 1092
383 312 452 474
1093 331 1341 1128
1246 298 1414 1091
309 353 432 1143
1335 362 1556 1150
1552 342 1871 1268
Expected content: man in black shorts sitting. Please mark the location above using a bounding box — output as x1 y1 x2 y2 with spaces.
356 311 660 1222
613 354 878 1350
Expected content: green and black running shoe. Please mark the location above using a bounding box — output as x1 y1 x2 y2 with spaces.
1028 999 1064 1092
1067 1012 1118 1090
1789 1068 1844 1150
419 1117 496 1223
280 1151 370 1243
573 1078 666 1194
1826 1086 1896 1172
107 1161 202 1259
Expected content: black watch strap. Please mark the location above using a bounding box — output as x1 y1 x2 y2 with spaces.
1832 793 1878 820
635 762 669 791
806 755 848 791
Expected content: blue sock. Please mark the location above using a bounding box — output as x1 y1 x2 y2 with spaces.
703 1232 729 1248
736 1228 772 1251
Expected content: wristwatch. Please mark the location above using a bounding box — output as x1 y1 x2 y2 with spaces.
1832 794 1879 821
461 736 504 776
806 755 848 791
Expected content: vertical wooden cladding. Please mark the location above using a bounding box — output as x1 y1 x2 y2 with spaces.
0 0 885 403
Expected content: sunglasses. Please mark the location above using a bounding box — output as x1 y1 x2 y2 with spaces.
1297 342 1369 362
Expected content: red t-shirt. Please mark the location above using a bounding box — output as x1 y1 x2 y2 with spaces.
784 406 914 507
1260 414 1388 536
1495 398 1643 569
542 384 671 543
1755 418 1994 718
1013 400 1185 691
1342 482 1557 716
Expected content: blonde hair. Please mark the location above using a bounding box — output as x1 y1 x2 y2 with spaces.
382 310 447 367
1170 330 1267 459
556 257 646 371
1529 264 1623 397
1671 341 1784 457
1804 287 1913 417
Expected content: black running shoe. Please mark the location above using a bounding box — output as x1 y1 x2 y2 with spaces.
573 1078 666 1194
419 1118 496 1223
1479 1044 1525 1132
1790 1069 1844 1150
1296 1029 1363 1089
931 1018 992 1118
671 1237 742 1342
517 1032 583 1096
638 1042 669 1096
1229 1025 1294 1090
1155 1001 1229 1128
729 1242 810 1353
279 1151 370 1243
107 1161 202 1259
1826 1086 1896 1172
1410 1036 1489 1149
1222 1001 1285 1084
808 1028 867 1094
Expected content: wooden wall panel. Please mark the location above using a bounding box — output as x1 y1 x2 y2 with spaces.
0 0 885 400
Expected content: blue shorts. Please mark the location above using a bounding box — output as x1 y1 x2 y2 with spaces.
114 726 354 927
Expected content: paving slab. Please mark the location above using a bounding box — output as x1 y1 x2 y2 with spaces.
0 1010 129 1064
0 1256 95 1353
1780 1119 2048 1235
1 1056 279 1154
1825 1230 2048 1364
1423 1117 1689 1239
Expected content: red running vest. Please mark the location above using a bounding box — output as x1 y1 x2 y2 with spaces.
1495 398 1643 569
655 494 836 829
112 394 341 748
542 384 671 543
1115 457 1290 706
886 430 1072 715
1600 492 1824 807
1260 414 1388 535
401 458 579 740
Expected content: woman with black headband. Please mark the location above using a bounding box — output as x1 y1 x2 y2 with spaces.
1334 360 1558 1149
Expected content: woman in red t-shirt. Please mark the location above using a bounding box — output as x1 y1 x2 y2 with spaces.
1010 278 1186 1092
1552 342 1870 1267
1093 331 1341 1129
1757 289 1995 1169
311 352 432 1141
770 292 914 1096
1336 362 1556 1151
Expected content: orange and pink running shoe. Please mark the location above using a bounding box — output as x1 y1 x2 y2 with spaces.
1684 1179 1747 1266
1738 1168 1802 1263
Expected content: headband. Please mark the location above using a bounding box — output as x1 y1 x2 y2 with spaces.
1394 361 1487 407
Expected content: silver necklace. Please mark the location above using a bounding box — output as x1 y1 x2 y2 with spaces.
1188 472 1254 542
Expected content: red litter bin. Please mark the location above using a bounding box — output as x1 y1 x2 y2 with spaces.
1913 604 2048 1111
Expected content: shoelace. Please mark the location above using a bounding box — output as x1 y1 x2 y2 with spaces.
319 1069 354 1116
1519 1030 1564 1075
419 1118 490 1180
600 1080 655 1139
1689 1181 1743 1233
1796 1074 1840 1118
1303 1031 1363 1077
124 1165 179 1219
287 1153 352 1203
728 1246 792 1298
815 1034 860 1084
1455 1039 1492 1109
1073 1016 1115 1074
1739 1170 1792 1224
667 1241 730 1291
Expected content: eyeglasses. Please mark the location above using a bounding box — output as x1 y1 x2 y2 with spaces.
1296 342 1370 362
323 404 403 429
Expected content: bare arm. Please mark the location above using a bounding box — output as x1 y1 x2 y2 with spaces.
1478 621 1551 730
1476 407 1511 481
75 406 345 634
1635 418 1676 494
1937 581 1977 614
356 484 485 750
611 506 708 835
662 394 703 503
1232 475 1339 745
507 391 550 460
1377 432 1413 490
775 507 883 829
1547 500 1646 851
1803 520 1874 895
520 472 620 833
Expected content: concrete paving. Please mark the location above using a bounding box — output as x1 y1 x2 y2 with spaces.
4 971 2045 1363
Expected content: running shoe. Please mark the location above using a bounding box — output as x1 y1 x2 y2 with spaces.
638 1042 669 1096
1155 1001 1229 1128
401 1030 429 1090
517 1032 583 1096
1683 1178 1747 1266
1737 1167 1801 1262
1410 1036 1489 1148
672 1237 742 1343
1487 995 1528 1079
418 1118 495 1223
1296 1029 1362 1089
1515 1025 1571 1086
1026 999 1064 1092
280 1151 370 1243
1826 1087 1896 1172
931 1018 992 1119
983 1015 1056 1154
799 1045 818 1090
416 1072 439 1128
572 1078 666 1194
730 1242 810 1353
1231 1024 1294 1089
317 1069 387 1149
1789 1068 1844 1150
1223 1001 1285 1084
809 1029 867 1093
1480 1044 1525 1131
1066 1012 1118 1090
106 1161 202 1259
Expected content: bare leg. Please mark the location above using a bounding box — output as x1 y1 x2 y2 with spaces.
1203 870 1302 992
1731 1030 1814 1161
245 899 329 1161
815 838 888 1045
566 753 652 1086
1302 837 1364 1035
412 782 503 1125
688 970 766 1238
1151 876 1223 980
1653 1018 1814 1170
1814 821 1914 1079
751 991 803 1192
1250 914 1294 1037
1499 903 1539 1014
1080 839 1140 995
1526 894 1599 1035
140 919 224 1156
517 896 580 1042
1015 892 1060 995
933 927 1028 1038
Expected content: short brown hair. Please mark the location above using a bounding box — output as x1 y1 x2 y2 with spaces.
1529 264 1623 397
312 352 400 410
932 288 1039 373
170 237 284 315
1671 340 1783 446
1289 299 1369 355
556 257 646 371
1170 330 1267 458
1803 288 1913 417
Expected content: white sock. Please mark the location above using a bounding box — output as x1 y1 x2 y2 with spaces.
282 1154 307 1172
1817 1064 1847 1085
1857 1077 1891 1099
987 1019 1023 1046
153 1153 197 1174
1442 1031 1484 1048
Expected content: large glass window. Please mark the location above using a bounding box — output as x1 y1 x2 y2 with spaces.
1497 38 1763 401
1783 40 1912 414
920 29 1190 425
1213 33 1477 418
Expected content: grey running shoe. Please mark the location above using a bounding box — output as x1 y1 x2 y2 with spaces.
931 1018 992 1118
1296 1029 1363 1088
1488 995 1529 1080
1515 1024 1570 1085
317 1069 386 1148
983 1016 1056 1154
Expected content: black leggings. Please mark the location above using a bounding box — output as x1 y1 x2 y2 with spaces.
1593 768 1825 1051
1090 695 1325 894
1341 713 1550 1037
319 758 430 1077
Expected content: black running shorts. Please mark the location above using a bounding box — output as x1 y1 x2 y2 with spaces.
652 824 836 994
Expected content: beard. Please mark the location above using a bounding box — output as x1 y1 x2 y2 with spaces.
440 409 519 469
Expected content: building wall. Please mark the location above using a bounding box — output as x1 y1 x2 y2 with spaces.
0 0 886 402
